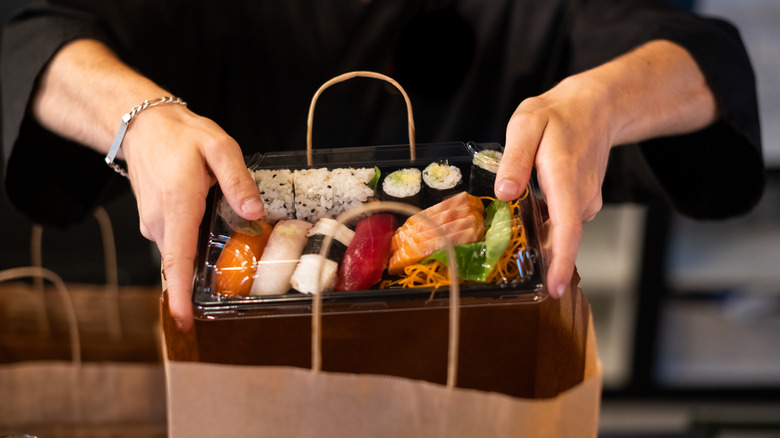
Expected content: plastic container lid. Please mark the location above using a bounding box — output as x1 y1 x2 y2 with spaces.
191 141 547 320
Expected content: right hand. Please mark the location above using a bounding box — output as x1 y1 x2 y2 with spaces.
122 104 264 332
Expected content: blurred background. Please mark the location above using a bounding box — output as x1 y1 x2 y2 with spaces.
580 0 780 436
1 0 778 436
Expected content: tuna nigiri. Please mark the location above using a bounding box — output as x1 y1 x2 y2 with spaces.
251 220 312 296
388 191 485 275
335 214 398 291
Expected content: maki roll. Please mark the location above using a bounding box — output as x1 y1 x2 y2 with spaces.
468 149 503 197
329 167 379 218
252 169 295 222
380 168 423 206
290 218 355 294
422 161 463 204
250 220 312 296
292 167 379 222
293 168 333 223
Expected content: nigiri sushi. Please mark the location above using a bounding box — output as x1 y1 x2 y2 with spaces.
388 191 485 275
214 220 273 297
251 220 312 296
290 218 355 294
335 214 397 291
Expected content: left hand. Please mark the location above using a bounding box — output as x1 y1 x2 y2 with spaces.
494 74 614 298
493 40 718 299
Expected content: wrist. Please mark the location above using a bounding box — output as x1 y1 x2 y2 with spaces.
105 96 188 176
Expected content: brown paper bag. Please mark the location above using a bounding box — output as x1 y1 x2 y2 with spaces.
0 208 161 363
162 198 601 437
162 282 600 437
0 267 166 435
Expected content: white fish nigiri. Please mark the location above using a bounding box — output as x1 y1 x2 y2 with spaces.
290 218 355 294
250 220 312 295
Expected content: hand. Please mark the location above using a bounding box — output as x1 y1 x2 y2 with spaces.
493 40 718 299
122 105 264 332
494 75 613 299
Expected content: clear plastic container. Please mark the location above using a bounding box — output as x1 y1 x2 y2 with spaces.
191 141 547 320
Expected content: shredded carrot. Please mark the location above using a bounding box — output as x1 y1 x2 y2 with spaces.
381 197 528 289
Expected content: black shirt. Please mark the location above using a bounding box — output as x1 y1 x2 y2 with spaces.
0 0 765 227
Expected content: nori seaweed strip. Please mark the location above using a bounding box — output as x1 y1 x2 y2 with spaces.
301 234 349 263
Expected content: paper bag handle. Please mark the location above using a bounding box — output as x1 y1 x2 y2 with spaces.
0 266 82 365
30 206 123 340
312 202 461 389
306 71 417 166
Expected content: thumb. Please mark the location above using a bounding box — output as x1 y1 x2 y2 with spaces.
206 140 264 220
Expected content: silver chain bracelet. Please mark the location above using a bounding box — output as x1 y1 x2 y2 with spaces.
105 96 187 177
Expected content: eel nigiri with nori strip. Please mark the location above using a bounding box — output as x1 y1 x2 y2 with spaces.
290 218 355 294
335 213 398 291
250 220 312 296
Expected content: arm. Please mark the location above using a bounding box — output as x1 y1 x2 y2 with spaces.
33 38 265 331
494 40 717 298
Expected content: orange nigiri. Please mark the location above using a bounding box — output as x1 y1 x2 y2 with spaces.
214 220 273 297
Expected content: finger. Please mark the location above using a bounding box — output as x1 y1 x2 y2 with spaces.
545 218 582 299
160 194 205 333
582 195 603 223
496 110 546 200
204 137 264 220
536 146 583 299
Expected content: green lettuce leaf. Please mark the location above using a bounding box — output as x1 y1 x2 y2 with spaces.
423 200 512 282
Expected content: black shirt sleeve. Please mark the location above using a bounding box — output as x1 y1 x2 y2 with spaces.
568 0 765 218
1 0 125 228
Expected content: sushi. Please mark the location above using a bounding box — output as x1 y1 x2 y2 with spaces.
214 220 273 297
252 169 296 222
468 149 503 197
388 191 485 275
290 218 355 294
293 168 333 223
250 220 312 295
330 167 379 218
380 168 423 206
422 161 463 204
335 214 398 291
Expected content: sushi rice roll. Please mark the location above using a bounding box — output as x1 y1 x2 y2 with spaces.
329 167 378 218
252 169 295 222
380 168 423 206
290 218 355 294
422 161 463 204
293 168 333 223
250 220 312 296
468 149 503 197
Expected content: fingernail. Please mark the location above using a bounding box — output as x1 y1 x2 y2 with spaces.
495 178 520 199
554 283 566 299
241 197 264 217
